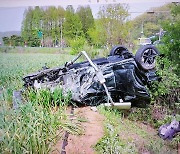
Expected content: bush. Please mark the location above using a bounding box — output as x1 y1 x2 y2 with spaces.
161 4 180 76
69 37 86 55
150 57 179 113
82 44 99 59
127 57 179 128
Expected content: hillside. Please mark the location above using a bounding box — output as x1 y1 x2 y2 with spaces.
131 3 172 40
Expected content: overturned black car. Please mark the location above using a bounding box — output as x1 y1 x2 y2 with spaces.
23 45 160 108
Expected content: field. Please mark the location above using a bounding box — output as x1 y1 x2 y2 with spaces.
0 52 179 153
0 53 80 153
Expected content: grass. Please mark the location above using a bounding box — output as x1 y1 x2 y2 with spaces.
95 106 138 154
0 52 81 153
0 53 75 101
0 88 81 153
0 46 71 54
95 106 178 154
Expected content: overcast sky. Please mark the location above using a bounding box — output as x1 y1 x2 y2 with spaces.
0 0 176 32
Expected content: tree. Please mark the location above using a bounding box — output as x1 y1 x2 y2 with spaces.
22 6 43 47
95 4 130 47
131 4 172 40
10 35 18 47
87 20 106 47
21 7 33 45
76 6 95 41
63 5 83 42
2 37 10 46
162 3 180 75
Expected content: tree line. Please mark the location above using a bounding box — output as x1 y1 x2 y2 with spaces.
3 4 131 49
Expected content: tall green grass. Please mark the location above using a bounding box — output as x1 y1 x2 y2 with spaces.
0 88 81 153
0 53 80 153
0 53 74 101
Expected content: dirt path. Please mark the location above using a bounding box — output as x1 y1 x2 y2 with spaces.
65 106 104 154
52 106 178 154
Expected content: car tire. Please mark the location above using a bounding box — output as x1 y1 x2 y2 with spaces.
135 45 159 70
110 45 129 56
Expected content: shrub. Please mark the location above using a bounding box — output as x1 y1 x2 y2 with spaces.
69 37 86 55
150 57 179 113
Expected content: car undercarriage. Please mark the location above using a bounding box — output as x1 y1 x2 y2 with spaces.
22 45 160 108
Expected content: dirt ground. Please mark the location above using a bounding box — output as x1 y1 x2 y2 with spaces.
66 106 104 154
52 106 179 154
52 106 104 154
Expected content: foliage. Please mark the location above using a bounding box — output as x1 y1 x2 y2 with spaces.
96 106 176 154
2 37 10 46
22 6 66 47
95 107 138 154
64 5 84 41
11 4 132 48
69 37 86 55
76 5 95 42
150 57 179 115
2 35 24 47
82 44 99 59
21 6 43 47
131 3 172 40
161 3 180 76
95 4 131 47
26 88 72 107
149 4 180 113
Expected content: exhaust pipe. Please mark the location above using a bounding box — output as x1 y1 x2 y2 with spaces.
104 102 131 110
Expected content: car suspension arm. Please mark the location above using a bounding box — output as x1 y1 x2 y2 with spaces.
66 51 114 106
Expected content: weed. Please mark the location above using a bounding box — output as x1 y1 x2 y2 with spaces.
95 106 138 154
96 106 178 154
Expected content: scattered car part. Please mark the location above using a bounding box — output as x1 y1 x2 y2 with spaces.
158 119 180 140
23 45 160 108
13 90 23 110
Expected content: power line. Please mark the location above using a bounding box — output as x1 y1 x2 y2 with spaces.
129 11 170 13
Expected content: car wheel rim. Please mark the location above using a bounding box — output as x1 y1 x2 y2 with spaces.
142 49 157 65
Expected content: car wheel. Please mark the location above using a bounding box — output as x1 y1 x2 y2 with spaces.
135 45 159 70
110 45 129 56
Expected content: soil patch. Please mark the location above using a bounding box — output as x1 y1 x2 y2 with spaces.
66 106 104 154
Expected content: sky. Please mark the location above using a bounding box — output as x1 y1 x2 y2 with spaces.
0 0 177 32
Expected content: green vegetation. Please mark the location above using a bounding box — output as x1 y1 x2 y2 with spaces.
0 88 81 153
95 106 178 154
89 4 131 47
0 46 71 54
131 3 172 40
0 53 80 153
95 107 138 154
0 2 179 153
161 4 180 76
3 3 131 50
